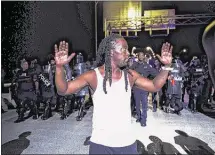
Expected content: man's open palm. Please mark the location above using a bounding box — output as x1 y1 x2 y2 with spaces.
156 42 173 66
54 41 76 67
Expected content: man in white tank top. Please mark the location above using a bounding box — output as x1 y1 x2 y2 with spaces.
54 34 173 154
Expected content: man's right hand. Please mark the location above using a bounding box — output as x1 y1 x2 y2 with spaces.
54 41 76 67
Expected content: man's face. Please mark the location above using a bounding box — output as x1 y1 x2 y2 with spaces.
50 59 55 65
112 39 129 67
22 62 29 70
138 52 145 62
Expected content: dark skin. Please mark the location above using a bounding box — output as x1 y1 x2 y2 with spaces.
138 52 145 62
55 39 173 95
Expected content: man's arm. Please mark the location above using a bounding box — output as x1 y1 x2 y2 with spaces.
130 42 173 92
55 66 94 95
130 69 169 92
149 64 159 77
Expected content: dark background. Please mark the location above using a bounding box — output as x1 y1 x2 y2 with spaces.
2 1 215 79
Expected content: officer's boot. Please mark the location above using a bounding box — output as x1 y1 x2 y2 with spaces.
65 98 72 118
41 101 52 120
76 97 85 121
153 101 157 112
181 94 184 103
181 88 185 103
193 97 197 113
164 95 171 113
167 104 173 113
60 98 68 120
14 103 25 123
55 96 61 112
31 101 39 119
162 105 167 113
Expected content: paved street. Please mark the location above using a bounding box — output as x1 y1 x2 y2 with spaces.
2 106 215 154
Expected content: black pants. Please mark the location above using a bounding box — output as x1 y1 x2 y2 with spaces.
133 90 148 124
201 79 212 104
167 94 183 112
89 141 138 154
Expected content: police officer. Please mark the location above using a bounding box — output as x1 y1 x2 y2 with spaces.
187 56 207 113
29 57 42 116
199 55 213 110
39 57 56 120
47 55 73 120
30 57 42 75
11 68 21 108
164 56 186 115
73 54 90 121
14 59 39 123
131 50 158 127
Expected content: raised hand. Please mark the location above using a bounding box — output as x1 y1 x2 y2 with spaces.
54 41 76 67
131 47 136 56
156 42 173 66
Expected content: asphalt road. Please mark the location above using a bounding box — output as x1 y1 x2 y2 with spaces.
1 106 215 154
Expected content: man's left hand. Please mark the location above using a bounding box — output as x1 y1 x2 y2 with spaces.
156 42 173 66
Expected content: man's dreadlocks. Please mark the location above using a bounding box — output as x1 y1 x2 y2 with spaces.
96 33 130 94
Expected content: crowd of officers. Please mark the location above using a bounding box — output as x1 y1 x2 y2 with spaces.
6 49 215 126
129 47 215 127
10 54 95 123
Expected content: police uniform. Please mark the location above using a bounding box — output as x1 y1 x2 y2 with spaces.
131 61 158 126
14 68 39 123
187 60 207 113
30 63 43 110
39 64 56 120
165 59 185 114
199 57 212 109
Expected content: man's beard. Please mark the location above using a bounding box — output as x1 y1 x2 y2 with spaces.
119 63 133 77
118 60 128 69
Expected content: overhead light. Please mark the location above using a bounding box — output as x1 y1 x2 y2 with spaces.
183 49 187 53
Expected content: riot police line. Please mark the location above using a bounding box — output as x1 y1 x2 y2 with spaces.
4 50 215 124
129 48 215 123
8 53 97 123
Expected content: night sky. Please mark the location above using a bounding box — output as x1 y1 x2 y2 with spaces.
2 1 215 80
2 1 33 80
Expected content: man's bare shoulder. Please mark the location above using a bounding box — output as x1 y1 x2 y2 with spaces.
82 69 97 80
81 69 98 91
127 69 141 87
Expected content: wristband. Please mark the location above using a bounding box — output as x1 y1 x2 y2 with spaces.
162 66 173 71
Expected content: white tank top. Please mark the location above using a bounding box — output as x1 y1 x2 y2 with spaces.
90 68 136 147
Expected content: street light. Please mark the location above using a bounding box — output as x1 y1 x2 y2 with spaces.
182 48 187 53
179 48 188 55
